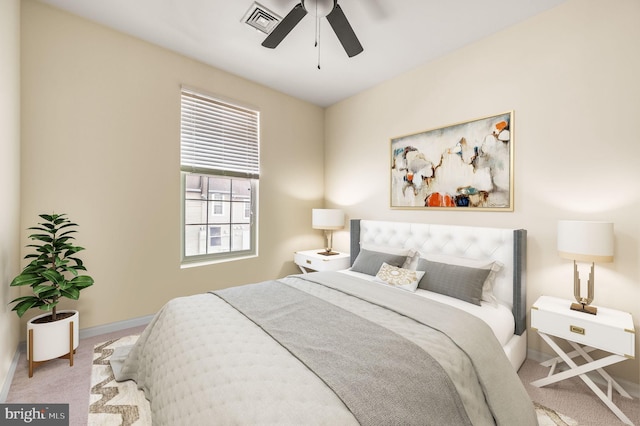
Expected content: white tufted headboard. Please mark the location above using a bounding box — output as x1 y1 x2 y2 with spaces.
350 219 527 335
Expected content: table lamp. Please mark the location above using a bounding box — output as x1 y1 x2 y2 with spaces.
557 220 614 315
312 209 344 256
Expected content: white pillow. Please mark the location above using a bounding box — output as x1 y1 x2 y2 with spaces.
360 243 409 256
422 254 503 305
402 249 421 270
374 263 425 292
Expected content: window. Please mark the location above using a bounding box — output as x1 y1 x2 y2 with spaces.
181 88 259 264
209 226 221 247
212 193 223 216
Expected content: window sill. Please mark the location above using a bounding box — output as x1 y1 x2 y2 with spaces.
180 253 258 269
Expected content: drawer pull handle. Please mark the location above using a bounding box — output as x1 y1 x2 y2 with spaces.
306 260 312 264
570 325 585 335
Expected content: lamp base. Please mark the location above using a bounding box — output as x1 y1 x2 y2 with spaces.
317 250 339 256
570 302 597 315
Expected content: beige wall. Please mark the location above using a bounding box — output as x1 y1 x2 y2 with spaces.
11 0 639 393
19 0 325 335
0 0 22 397
325 0 640 385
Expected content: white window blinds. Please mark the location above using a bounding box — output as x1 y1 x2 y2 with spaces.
181 88 260 179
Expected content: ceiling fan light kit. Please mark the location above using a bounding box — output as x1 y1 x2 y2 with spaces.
261 0 363 58
307 0 335 17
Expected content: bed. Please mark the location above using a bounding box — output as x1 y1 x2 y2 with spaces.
349 219 529 370
112 219 535 426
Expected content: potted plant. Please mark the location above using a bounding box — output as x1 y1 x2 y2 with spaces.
9 213 94 377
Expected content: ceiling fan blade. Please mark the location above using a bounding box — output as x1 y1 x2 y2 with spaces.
262 3 307 49
326 4 363 57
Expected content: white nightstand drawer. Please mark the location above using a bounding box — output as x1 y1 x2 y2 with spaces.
294 250 351 272
531 296 635 358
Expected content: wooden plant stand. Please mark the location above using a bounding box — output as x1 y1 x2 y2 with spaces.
28 320 75 378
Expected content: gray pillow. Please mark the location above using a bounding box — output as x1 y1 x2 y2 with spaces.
351 249 406 276
416 258 491 306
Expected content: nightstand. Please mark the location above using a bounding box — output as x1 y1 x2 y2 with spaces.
531 295 636 425
294 249 350 274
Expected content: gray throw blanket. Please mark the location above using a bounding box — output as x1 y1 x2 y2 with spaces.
214 280 473 426
298 271 537 426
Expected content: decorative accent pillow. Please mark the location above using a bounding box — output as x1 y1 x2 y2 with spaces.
374 263 425 292
350 249 406 276
422 254 503 305
416 259 492 305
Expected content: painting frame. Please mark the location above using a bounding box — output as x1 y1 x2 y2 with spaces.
390 111 514 211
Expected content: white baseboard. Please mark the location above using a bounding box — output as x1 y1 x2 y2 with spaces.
527 348 640 399
0 347 22 403
0 314 153 402
79 314 153 339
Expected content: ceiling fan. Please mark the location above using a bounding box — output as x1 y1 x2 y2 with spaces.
262 0 363 57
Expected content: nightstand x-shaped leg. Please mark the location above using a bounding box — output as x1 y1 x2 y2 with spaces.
531 332 634 426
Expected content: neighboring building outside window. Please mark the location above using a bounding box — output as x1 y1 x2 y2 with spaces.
212 192 224 216
180 88 259 265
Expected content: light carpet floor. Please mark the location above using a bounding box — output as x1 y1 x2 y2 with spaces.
4 326 147 426
5 328 638 426
518 358 639 426
88 336 593 426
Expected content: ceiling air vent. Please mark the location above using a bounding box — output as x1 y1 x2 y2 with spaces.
242 2 281 35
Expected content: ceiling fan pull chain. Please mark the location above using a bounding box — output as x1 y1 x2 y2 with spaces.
316 17 321 69
314 0 319 46
314 14 318 47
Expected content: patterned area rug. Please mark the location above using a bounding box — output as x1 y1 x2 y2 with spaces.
535 402 579 426
89 335 151 426
89 336 578 425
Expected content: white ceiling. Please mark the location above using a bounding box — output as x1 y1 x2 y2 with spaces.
37 0 566 107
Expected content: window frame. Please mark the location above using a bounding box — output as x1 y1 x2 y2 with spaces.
180 87 259 266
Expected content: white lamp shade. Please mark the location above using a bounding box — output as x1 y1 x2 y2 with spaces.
312 209 344 230
557 220 614 263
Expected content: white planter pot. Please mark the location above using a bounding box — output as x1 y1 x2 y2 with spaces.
27 310 79 362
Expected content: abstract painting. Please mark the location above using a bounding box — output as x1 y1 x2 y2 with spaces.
391 111 513 210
